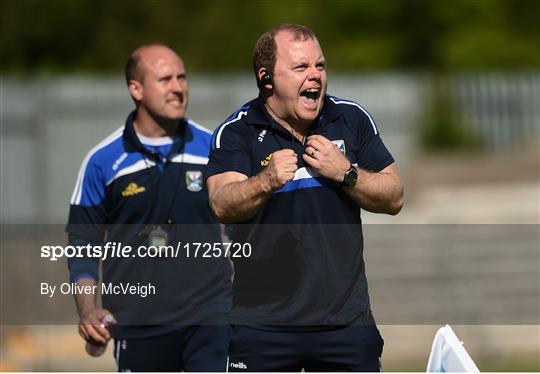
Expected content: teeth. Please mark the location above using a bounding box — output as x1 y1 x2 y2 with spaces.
306 88 319 93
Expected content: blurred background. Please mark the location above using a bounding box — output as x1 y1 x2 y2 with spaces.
1 0 538 371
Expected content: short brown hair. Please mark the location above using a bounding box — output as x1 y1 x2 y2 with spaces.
252 24 316 85
125 52 141 85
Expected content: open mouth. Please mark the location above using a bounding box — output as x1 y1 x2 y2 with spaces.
168 94 184 106
300 88 320 107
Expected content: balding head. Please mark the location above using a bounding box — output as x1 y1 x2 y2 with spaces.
125 44 182 85
125 44 189 126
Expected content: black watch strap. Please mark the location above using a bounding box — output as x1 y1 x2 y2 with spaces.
341 164 358 187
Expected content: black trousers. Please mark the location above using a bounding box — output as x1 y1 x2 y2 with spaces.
228 324 384 372
113 325 230 372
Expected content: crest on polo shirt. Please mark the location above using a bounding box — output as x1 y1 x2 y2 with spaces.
185 170 203 192
332 139 346 154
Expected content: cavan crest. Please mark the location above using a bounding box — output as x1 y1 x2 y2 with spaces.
332 139 346 154
185 170 203 192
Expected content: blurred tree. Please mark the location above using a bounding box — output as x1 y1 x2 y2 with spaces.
1 0 539 73
420 75 482 151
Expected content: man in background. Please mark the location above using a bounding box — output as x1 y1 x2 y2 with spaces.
207 24 403 371
66 44 231 371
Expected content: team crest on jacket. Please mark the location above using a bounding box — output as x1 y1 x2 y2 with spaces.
185 170 203 192
332 139 346 154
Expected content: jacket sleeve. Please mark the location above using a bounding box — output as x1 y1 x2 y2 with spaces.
65 154 107 282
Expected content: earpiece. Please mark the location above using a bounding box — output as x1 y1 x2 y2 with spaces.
260 71 273 86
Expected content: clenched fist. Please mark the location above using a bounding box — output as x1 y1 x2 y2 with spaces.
262 149 298 191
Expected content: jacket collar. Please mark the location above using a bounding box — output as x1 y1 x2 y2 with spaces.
123 111 189 158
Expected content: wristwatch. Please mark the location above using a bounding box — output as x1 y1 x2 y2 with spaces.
342 164 358 187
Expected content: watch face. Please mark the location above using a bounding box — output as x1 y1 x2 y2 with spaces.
344 167 358 186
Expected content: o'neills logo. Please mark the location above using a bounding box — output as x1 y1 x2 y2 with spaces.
260 153 272 167
229 361 248 370
121 182 145 196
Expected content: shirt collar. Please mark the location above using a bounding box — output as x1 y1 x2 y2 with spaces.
318 95 343 125
244 94 343 131
243 95 275 126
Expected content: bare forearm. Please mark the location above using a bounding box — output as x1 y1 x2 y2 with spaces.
210 172 275 223
74 278 98 317
209 150 299 223
344 168 404 215
75 278 114 343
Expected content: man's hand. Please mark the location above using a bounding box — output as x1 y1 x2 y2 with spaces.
303 135 350 182
208 149 298 223
79 308 116 344
261 149 298 191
